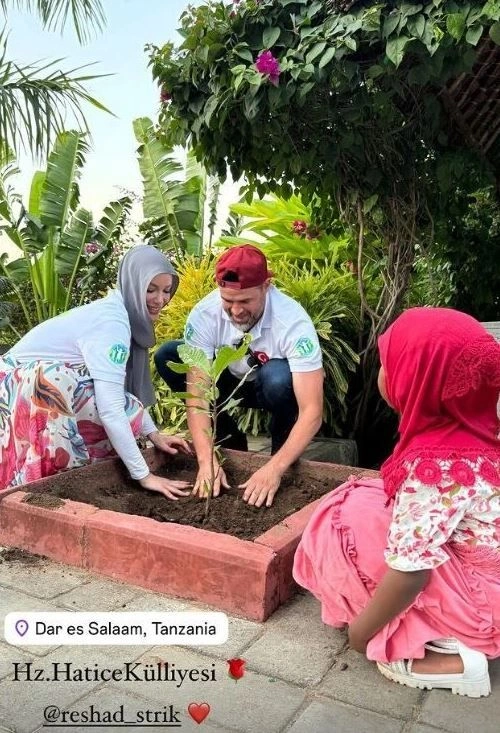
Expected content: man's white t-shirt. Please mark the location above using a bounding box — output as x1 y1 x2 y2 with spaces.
9 290 131 384
184 285 322 380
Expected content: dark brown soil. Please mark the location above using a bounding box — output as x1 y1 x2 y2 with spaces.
23 494 65 509
0 547 43 565
40 457 340 540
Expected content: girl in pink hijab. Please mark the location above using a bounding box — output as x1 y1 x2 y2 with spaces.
293 307 500 698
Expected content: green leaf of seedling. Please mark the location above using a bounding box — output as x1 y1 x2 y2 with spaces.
219 397 243 415
166 360 191 374
177 344 212 373
213 335 251 379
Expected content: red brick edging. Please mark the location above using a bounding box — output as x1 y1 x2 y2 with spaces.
0 449 377 621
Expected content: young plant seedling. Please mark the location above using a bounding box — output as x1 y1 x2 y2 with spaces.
167 333 253 517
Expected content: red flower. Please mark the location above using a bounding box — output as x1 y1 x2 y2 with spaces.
478 460 500 486
255 50 281 86
292 220 307 235
227 658 245 680
415 459 442 485
449 461 475 487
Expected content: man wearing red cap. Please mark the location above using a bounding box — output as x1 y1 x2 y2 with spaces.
154 244 324 507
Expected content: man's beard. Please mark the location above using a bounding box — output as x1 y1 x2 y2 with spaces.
232 320 253 332
230 311 263 332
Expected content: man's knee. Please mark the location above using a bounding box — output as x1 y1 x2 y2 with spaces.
256 359 294 407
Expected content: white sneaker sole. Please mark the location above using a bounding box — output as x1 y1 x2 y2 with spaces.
377 662 491 698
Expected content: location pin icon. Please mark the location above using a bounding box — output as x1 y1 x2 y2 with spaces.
15 619 29 637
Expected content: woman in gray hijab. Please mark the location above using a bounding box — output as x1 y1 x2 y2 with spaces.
1 244 191 499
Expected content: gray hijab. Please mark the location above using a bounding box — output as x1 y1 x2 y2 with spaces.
117 244 178 406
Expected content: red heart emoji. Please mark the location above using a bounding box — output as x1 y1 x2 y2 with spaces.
187 702 211 724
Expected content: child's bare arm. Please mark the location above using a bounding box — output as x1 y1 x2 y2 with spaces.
348 568 430 653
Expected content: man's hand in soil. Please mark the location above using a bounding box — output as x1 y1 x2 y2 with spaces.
240 464 282 507
149 431 192 456
139 473 191 501
192 459 230 499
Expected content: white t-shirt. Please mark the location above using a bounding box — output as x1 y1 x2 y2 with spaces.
9 290 131 385
184 285 322 380
8 291 156 479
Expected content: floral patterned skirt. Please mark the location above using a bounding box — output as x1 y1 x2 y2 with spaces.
0 356 144 491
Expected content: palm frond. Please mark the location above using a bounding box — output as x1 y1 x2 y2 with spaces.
0 29 111 158
0 0 106 43
39 130 89 229
0 145 20 223
134 116 185 255
94 196 132 248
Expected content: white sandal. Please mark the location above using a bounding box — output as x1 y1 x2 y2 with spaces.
377 640 491 698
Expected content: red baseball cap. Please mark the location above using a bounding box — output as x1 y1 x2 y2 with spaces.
215 244 273 290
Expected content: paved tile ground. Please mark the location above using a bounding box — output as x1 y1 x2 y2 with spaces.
0 552 498 733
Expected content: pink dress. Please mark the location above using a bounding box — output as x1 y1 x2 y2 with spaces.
293 456 500 662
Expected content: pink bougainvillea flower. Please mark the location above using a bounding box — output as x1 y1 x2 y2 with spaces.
478 460 500 486
255 50 281 86
449 460 475 487
292 220 307 235
415 459 442 485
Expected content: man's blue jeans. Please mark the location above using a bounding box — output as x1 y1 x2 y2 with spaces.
154 340 298 454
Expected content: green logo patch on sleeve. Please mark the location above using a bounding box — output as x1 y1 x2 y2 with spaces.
294 336 315 357
108 343 128 365
184 322 195 342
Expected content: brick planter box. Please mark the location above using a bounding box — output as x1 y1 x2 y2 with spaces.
0 449 377 621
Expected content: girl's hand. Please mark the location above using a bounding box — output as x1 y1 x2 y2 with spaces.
139 472 191 500
149 431 192 455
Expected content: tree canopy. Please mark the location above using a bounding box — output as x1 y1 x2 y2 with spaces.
149 0 500 216
148 0 500 442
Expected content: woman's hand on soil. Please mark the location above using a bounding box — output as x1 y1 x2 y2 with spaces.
149 432 192 455
240 464 282 507
192 461 230 499
139 473 191 500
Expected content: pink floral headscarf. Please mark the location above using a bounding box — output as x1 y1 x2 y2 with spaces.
378 307 500 499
